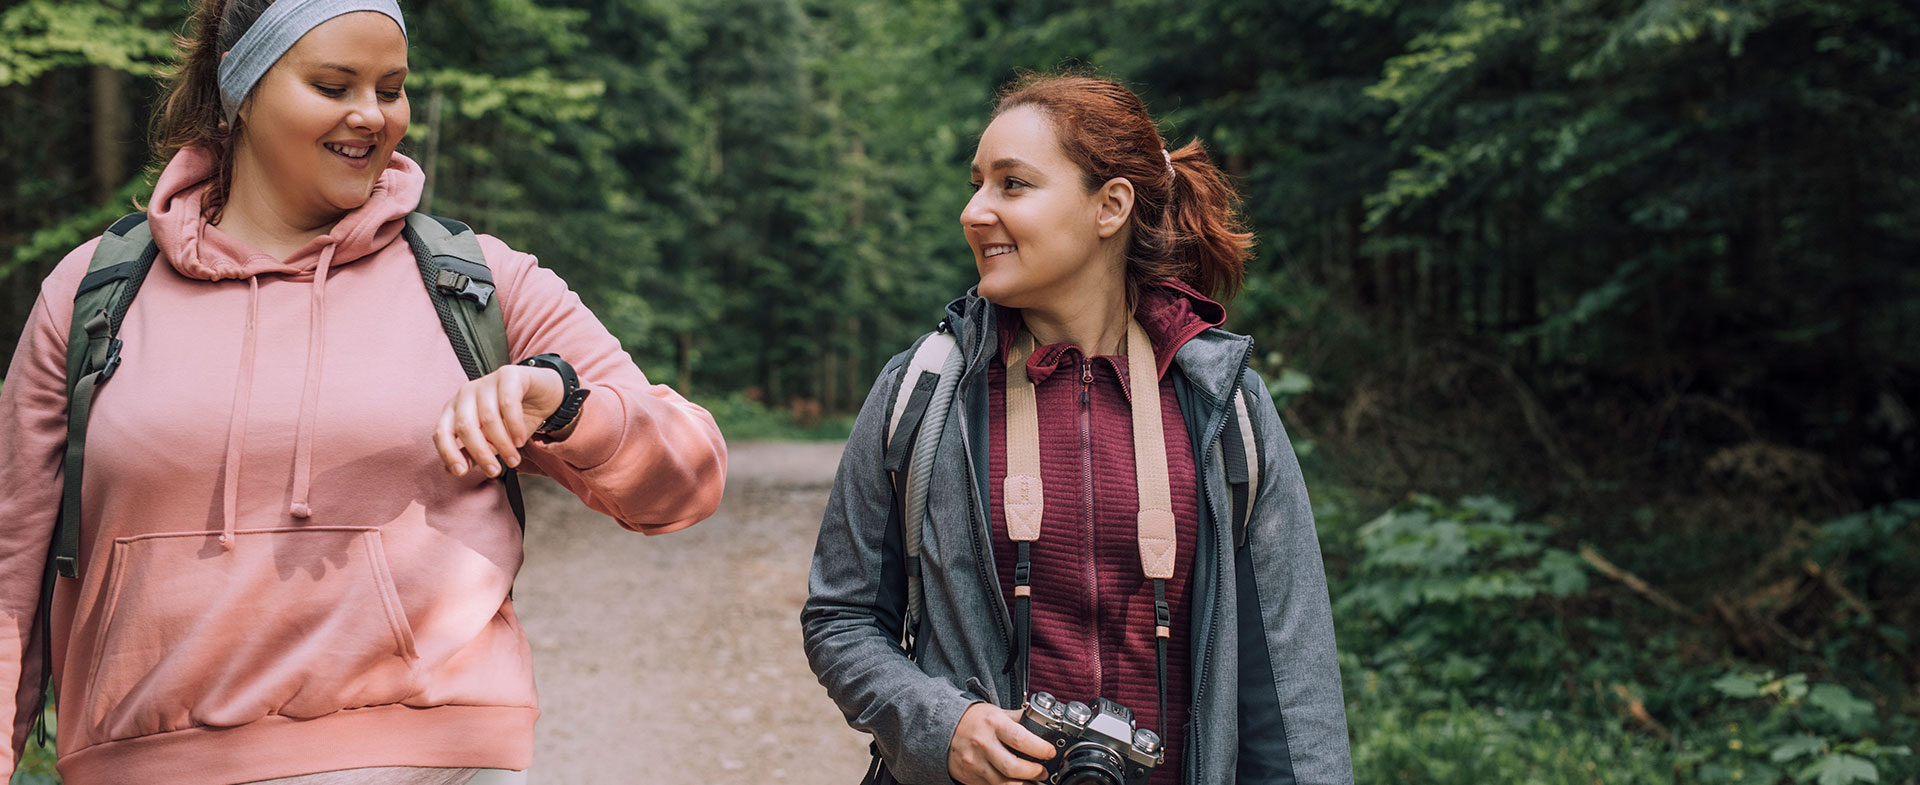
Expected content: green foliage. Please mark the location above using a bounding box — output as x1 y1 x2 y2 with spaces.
0 0 175 86
5 178 153 279
1336 494 1588 703
1689 672 1915 785
693 392 853 442
1348 686 1674 784
1813 501 1920 572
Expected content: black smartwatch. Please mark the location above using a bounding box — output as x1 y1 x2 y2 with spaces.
519 353 591 438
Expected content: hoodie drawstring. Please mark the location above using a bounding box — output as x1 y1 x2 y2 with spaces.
217 242 334 548
287 243 336 519
218 276 262 551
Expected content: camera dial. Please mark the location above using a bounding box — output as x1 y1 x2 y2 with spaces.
1065 701 1093 726
1131 729 1162 756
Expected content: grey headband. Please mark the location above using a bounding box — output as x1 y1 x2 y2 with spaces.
218 0 407 123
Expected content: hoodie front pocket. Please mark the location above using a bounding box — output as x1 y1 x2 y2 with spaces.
82 527 421 744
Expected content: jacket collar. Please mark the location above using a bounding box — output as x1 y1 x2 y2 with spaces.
944 287 1252 405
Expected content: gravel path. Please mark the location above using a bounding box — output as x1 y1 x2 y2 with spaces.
512 440 877 784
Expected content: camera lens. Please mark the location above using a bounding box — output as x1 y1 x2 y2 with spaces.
1057 743 1126 785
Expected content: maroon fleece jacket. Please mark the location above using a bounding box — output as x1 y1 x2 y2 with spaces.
987 281 1223 785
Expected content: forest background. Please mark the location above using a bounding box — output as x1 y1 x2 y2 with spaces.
3 0 1917 782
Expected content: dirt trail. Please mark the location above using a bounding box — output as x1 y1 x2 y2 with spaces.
513 440 875 784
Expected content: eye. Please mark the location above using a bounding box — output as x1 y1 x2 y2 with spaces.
968 180 982 192
378 89 404 102
313 84 346 97
1002 177 1028 191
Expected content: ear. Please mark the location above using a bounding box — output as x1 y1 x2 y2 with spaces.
1094 177 1135 239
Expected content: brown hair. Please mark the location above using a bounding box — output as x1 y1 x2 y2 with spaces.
994 73 1253 303
150 0 275 222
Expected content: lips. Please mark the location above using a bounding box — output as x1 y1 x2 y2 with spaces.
982 244 1016 259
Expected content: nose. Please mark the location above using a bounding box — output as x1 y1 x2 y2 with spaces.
347 92 385 133
960 187 995 229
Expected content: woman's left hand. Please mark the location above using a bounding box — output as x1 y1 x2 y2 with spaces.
434 364 567 478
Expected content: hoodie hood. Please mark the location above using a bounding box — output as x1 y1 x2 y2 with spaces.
147 145 424 281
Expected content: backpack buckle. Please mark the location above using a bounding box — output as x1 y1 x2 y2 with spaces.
97 338 124 383
434 269 495 307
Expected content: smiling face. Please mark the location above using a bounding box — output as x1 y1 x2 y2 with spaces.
962 105 1131 310
229 11 409 229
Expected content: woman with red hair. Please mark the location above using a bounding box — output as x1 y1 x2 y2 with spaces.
804 73 1353 785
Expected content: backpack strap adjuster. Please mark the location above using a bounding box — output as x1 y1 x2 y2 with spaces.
433 267 495 307
97 338 124 383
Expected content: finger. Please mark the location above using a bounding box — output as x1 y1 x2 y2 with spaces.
433 402 467 476
983 739 1048 783
453 387 500 477
994 710 1057 762
497 368 533 447
474 378 521 469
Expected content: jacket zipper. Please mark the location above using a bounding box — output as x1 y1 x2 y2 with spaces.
1080 358 1102 692
1188 341 1254 759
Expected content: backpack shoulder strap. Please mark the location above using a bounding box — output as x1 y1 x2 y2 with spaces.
402 213 523 528
882 325 961 653
1220 377 1262 549
40 213 158 741
884 329 957 466
57 213 158 577
404 213 511 375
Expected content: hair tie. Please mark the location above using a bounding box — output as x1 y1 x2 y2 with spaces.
1162 148 1174 177
218 0 408 124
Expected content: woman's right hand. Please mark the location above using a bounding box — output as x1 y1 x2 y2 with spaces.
948 702 1056 785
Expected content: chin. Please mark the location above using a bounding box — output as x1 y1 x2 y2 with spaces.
976 277 1036 309
328 185 376 211
974 273 1011 302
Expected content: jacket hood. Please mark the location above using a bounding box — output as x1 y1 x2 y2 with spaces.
147 146 424 281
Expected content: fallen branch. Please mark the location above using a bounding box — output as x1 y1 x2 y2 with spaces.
1805 560 1913 664
1805 560 1871 617
1611 683 1674 744
1579 545 1707 624
1481 356 1590 485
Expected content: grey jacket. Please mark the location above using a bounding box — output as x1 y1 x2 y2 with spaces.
802 293 1353 785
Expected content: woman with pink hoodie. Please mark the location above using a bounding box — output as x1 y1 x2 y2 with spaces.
0 1 727 783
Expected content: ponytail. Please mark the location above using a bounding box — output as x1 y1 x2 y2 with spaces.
995 73 1255 304
150 0 271 222
1164 140 1253 303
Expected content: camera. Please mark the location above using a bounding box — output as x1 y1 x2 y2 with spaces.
1017 691 1162 785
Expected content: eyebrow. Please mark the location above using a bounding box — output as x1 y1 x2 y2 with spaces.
969 157 1030 176
316 63 409 78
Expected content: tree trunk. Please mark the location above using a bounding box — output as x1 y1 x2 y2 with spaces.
419 89 445 213
91 66 131 203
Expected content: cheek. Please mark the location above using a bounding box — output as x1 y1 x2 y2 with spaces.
387 101 410 140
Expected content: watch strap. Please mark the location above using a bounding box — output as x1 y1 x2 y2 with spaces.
520 353 591 436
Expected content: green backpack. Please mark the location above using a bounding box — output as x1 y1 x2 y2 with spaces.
31 211 524 741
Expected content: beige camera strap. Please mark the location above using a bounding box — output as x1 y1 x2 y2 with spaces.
1003 318 1174 738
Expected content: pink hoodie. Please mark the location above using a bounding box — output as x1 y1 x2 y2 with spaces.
0 148 727 784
